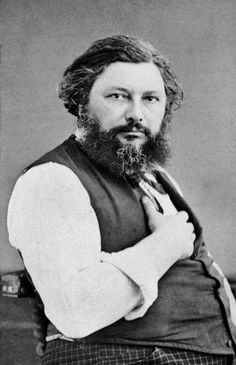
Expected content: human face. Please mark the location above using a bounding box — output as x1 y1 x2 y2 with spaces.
88 62 167 148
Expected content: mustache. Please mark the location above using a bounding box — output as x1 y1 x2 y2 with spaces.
109 121 151 137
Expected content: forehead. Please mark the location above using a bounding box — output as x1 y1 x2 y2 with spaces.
91 62 165 93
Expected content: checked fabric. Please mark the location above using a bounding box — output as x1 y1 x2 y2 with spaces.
41 340 234 365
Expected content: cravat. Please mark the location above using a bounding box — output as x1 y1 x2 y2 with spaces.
138 174 164 214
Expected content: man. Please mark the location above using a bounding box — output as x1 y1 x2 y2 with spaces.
7 35 236 364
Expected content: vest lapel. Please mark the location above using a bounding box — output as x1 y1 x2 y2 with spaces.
155 170 203 259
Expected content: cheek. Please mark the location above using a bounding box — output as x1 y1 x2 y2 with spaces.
94 105 125 130
148 108 165 132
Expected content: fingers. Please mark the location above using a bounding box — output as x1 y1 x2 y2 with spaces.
181 214 195 240
141 196 154 209
34 328 47 357
178 212 195 232
142 199 196 244
187 222 195 233
36 342 46 357
178 211 189 221
141 196 163 217
191 233 196 241
33 328 46 341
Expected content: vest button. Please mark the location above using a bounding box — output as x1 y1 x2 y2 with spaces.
226 339 232 347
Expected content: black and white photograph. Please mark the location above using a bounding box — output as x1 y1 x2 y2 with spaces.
1 1 236 364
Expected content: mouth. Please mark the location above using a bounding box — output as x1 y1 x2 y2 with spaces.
120 131 145 137
116 130 147 144
117 127 146 136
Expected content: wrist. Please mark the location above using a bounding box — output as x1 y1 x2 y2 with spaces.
145 231 180 277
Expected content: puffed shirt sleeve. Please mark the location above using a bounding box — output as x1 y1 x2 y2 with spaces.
7 163 161 338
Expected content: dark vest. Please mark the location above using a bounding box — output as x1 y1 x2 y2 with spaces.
25 135 236 355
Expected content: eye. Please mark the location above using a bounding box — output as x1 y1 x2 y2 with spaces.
144 96 160 103
108 93 128 101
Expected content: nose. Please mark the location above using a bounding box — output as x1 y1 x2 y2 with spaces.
125 99 144 123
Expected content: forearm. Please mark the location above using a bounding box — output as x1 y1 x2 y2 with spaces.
102 230 180 320
51 230 180 336
24 231 178 338
42 262 142 338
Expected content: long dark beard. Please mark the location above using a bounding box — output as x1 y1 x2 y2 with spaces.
75 110 171 181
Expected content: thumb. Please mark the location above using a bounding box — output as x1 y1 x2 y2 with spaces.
142 196 164 232
141 196 164 219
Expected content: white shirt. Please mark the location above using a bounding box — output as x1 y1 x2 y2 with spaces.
7 162 236 339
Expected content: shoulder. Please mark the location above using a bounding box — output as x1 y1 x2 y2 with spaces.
17 162 86 193
8 162 91 215
156 166 183 197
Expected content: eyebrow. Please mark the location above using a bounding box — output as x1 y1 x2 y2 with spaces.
105 86 162 94
105 87 129 93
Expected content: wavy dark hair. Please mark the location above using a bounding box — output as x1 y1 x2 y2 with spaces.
58 35 183 128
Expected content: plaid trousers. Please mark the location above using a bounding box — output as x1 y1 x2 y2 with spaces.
41 340 234 365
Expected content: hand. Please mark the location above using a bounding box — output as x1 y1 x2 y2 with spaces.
30 296 49 357
142 196 195 261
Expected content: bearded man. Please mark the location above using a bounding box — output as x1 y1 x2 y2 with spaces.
7 35 236 364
